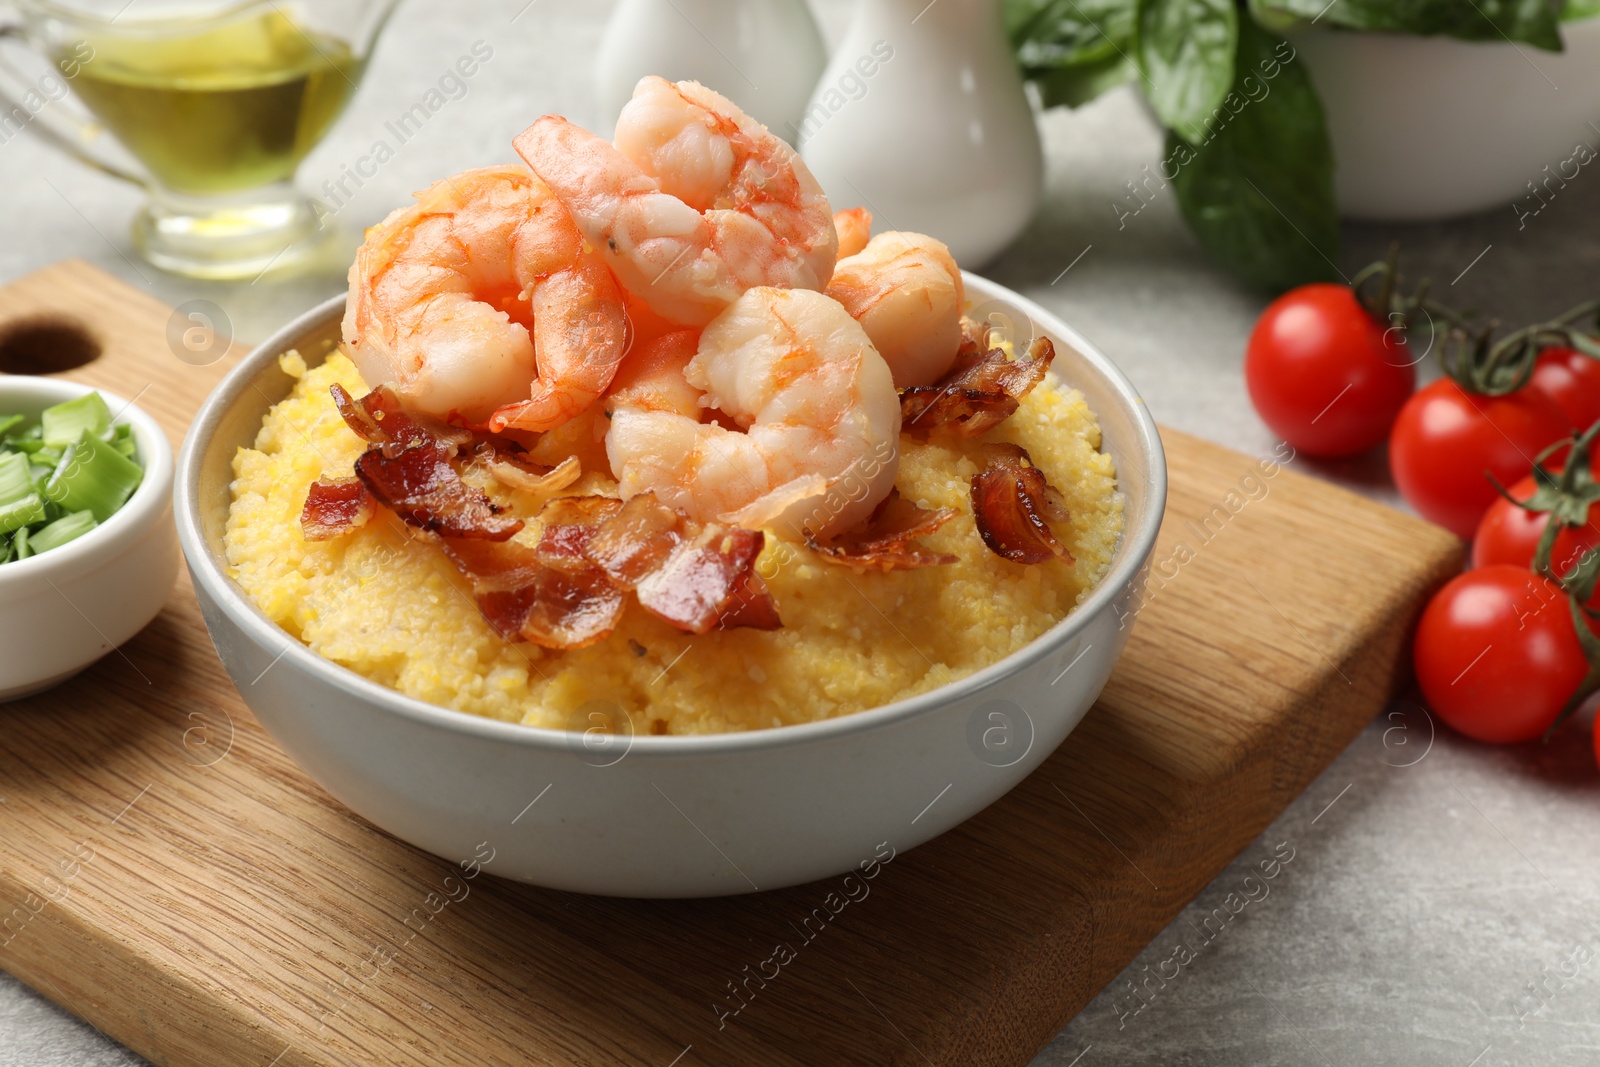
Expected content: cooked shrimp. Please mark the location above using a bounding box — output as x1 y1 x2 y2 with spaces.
825 231 965 388
514 77 837 328
621 288 683 351
342 164 627 431
603 329 702 420
605 288 900 539
834 207 872 258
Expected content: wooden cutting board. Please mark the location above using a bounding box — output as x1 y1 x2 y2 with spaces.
0 260 1461 1067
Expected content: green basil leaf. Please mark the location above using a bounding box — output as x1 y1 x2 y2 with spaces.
1245 0 1304 31
1252 0 1565 51
1005 0 1138 108
1136 0 1238 143
1007 0 1136 70
1170 19 1340 290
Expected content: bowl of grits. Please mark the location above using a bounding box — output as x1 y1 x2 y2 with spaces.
175 273 1163 897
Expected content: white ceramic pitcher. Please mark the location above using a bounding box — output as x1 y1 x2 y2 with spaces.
798 0 1043 267
594 0 827 138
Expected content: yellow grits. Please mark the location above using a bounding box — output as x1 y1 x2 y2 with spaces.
224 351 1123 734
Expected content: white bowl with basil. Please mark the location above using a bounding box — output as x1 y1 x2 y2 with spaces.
1289 9 1600 221
0 378 177 701
1008 0 1600 286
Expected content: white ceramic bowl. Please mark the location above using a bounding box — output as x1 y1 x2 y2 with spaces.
174 275 1166 897
1291 16 1600 221
0 378 177 701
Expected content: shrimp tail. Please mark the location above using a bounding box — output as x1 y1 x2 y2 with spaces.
834 207 872 258
490 262 629 433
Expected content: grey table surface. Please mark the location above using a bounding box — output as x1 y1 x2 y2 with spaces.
2 2 1599 1065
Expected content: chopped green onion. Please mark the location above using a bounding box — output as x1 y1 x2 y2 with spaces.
111 423 136 458
2 423 38 448
44 431 143 522
41 392 112 447
28 510 96 553
0 493 47 534
0 451 32 504
0 392 140 564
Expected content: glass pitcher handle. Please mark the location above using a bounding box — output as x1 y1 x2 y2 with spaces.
0 24 145 187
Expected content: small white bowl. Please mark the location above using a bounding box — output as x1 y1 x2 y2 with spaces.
176 275 1165 897
1290 15 1600 221
0 378 177 701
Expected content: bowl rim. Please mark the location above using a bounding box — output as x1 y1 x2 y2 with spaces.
175 274 1167 757
1283 9 1600 41
0 376 173 584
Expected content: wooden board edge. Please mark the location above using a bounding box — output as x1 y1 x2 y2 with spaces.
943 525 1466 1065
0 874 298 1067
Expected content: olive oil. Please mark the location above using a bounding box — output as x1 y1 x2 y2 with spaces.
63 10 364 195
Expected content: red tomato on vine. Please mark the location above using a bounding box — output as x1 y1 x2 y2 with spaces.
1389 380 1568 539
1472 473 1600 603
1245 284 1415 458
1528 345 1600 432
1413 566 1589 744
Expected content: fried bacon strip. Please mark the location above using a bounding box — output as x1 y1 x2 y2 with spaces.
437 496 628 650
299 477 375 541
321 384 782 643
807 489 958 571
901 335 1056 438
331 381 404 443
582 494 681 587
354 443 524 541
433 492 781 647
715 569 785 631
535 494 622 572
970 443 1074 565
329 383 523 541
957 314 991 359
330 382 472 450
639 526 778 634
440 538 623 650
583 494 781 634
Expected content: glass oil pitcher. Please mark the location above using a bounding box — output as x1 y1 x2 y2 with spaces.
0 0 397 278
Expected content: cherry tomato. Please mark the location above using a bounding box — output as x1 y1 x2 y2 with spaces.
1528 346 1600 432
1245 284 1415 457
1389 379 1569 538
1472 473 1600 604
1414 565 1588 743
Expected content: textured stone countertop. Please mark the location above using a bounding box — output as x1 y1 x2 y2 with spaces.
1 2 1598 1065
